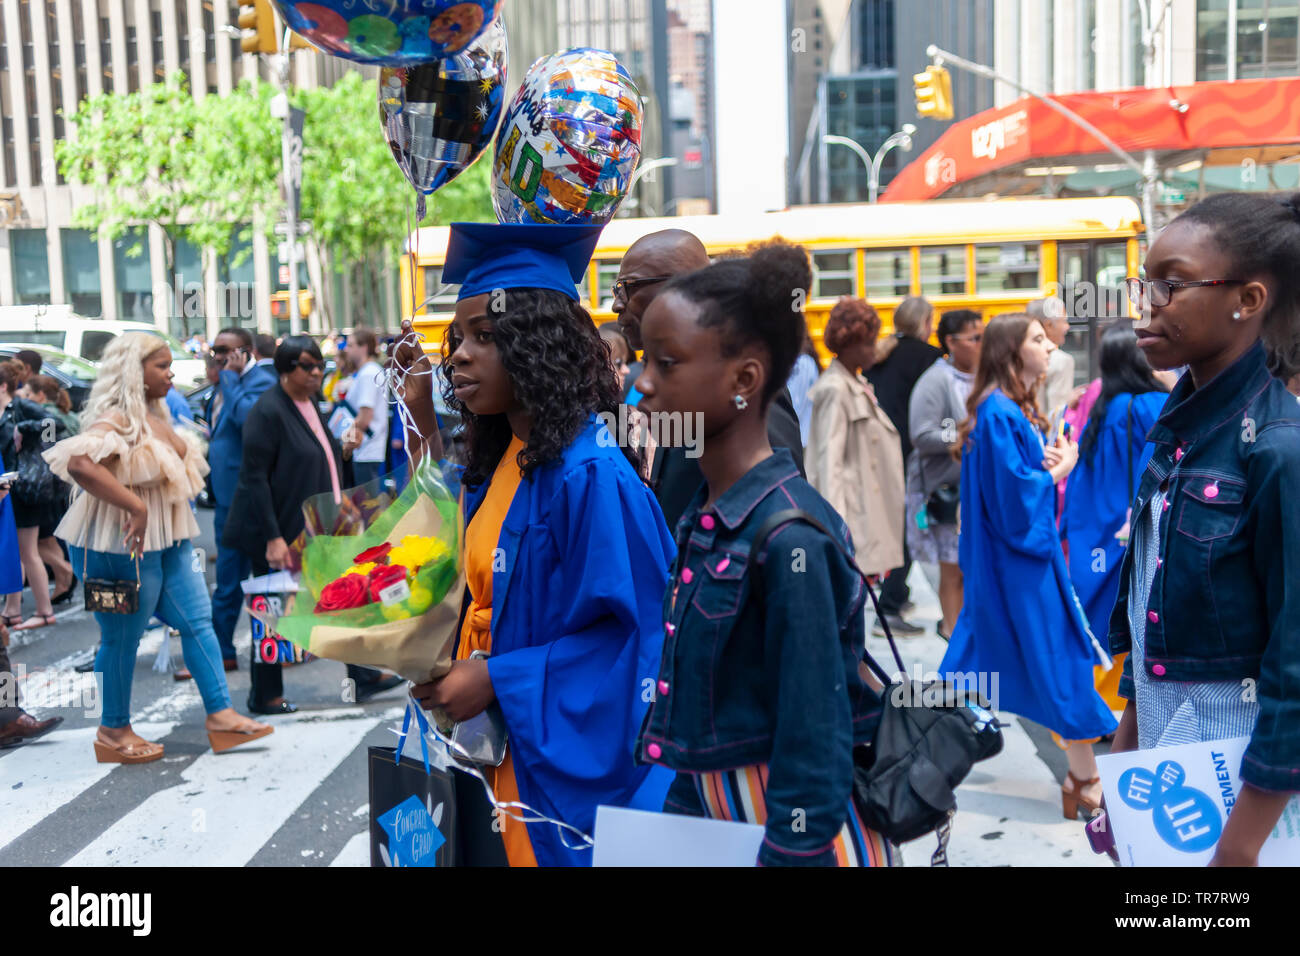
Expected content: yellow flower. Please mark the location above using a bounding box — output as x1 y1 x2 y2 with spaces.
381 603 408 621
408 587 433 614
342 562 377 577
387 535 447 571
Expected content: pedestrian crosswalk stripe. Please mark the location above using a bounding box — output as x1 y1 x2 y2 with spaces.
0 723 176 855
65 708 385 867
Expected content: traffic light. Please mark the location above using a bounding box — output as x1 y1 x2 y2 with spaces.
913 65 954 120
237 0 277 54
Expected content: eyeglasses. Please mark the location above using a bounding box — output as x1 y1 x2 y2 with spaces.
948 332 983 345
1124 277 1244 308
294 359 324 374
612 274 672 303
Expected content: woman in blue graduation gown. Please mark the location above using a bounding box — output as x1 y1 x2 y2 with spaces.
406 222 674 867
940 313 1117 820
1061 326 1169 658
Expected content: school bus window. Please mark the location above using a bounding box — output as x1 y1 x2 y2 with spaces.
594 260 621 310
974 243 1041 292
420 267 460 310
919 246 968 295
863 249 911 298
811 250 855 298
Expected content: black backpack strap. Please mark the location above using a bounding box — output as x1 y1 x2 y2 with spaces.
747 507 905 683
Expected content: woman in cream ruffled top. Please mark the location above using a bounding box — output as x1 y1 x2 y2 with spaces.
44 332 272 764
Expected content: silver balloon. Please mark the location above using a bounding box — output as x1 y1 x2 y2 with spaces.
379 16 507 219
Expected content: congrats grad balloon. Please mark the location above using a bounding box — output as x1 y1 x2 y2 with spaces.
491 48 643 225
273 0 504 67
379 17 507 219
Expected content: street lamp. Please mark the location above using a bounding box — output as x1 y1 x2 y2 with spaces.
823 125 917 203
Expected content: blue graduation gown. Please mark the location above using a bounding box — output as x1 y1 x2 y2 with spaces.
1061 392 1165 643
940 390 1117 740
465 415 676 866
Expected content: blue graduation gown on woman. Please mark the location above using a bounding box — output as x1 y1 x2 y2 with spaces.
1061 392 1165 643
465 414 676 866
940 390 1117 740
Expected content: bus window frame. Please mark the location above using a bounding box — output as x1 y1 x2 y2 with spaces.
918 244 969 296
809 248 857 300
862 247 913 299
973 241 1042 293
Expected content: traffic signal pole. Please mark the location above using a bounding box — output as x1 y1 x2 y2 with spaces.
924 45 1156 229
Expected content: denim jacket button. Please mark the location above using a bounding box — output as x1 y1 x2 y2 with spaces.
646 742 662 759
665 622 676 635
658 680 670 696
1155 558 1163 569
716 557 730 573
681 567 694 584
1152 664 1167 676
1147 610 1159 624
699 514 715 530
1174 447 1184 461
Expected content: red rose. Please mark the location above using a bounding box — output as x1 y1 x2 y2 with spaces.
315 574 371 613
368 564 409 602
354 543 392 565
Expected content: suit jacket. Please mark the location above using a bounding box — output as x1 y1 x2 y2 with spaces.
806 359 904 577
649 386 805 533
208 362 278 507
222 383 345 557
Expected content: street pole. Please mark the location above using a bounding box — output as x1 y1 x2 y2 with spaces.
824 125 915 203
926 44 1158 228
276 29 302 335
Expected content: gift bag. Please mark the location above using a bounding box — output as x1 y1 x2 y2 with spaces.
368 745 458 868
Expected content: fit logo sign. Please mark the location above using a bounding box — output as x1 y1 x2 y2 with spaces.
1118 760 1222 853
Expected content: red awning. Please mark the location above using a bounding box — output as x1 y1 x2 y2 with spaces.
882 77 1300 202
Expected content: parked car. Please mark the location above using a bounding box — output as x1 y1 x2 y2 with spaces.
0 305 208 389
0 343 99 411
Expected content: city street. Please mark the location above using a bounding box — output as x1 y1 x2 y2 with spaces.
0 507 1114 868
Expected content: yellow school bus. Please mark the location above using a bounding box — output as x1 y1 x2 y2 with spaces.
400 196 1143 369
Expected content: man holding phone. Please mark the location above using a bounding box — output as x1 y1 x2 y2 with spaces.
205 328 277 672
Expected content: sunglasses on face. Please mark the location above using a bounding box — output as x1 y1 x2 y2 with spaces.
613 274 672 303
294 359 324 374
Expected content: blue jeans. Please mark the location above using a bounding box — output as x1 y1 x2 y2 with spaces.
71 541 232 728
352 460 381 485
211 503 250 661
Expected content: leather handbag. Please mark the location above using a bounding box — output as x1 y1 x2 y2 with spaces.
924 483 961 525
82 541 141 615
749 508 1004 865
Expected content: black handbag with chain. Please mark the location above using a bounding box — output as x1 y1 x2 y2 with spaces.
749 508 1004 864
81 525 141 615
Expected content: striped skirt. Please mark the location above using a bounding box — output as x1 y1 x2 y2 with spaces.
692 764 899 867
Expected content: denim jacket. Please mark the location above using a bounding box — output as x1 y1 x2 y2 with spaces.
635 449 883 866
1106 342 1300 792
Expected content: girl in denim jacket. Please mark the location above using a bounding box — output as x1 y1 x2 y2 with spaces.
634 242 892 867
1108 192 1300 865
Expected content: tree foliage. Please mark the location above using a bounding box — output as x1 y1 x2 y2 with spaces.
55 66 495 323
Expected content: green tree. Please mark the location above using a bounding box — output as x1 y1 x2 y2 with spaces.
56 69 495 332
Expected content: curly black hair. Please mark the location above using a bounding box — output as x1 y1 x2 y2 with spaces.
663 239 813 408
442 288 636 487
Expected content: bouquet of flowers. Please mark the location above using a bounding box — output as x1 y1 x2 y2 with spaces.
250 459 464 685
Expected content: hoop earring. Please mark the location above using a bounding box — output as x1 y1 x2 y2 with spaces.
733 394 749 410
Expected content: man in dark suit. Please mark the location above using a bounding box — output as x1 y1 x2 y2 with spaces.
614 230 806 532
206 327 278 668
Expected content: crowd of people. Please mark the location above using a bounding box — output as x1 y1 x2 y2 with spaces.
1 190 1298 867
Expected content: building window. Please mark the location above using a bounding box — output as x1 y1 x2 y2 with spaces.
71 0 86 107
12 230 52 305
203 1 218 95
919 246 968 296
152 11 164 80
101 16 114 90
811 250 856 299
975 243 1041 292
863 249 911 298
178 1 192 85
169 234 206 336
2 117 16 189
825 73 899 203
62 229 104 316
114 230 154 322
1198 0 1231 79
219 232 259 323
855 0 895 70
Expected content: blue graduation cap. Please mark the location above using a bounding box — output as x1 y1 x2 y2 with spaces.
442 222 605 302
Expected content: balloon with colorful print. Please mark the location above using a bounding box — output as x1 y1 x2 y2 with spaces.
272 0 504 67
491 48 643 225
379 17 507 220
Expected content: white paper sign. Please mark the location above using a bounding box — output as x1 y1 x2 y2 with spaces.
592 805 764 867
1097 736 1300 866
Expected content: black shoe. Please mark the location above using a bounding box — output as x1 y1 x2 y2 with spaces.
51 575 79 606
872 614 926 637
247 697 298 715
354 675 405 702
72 648 98 673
